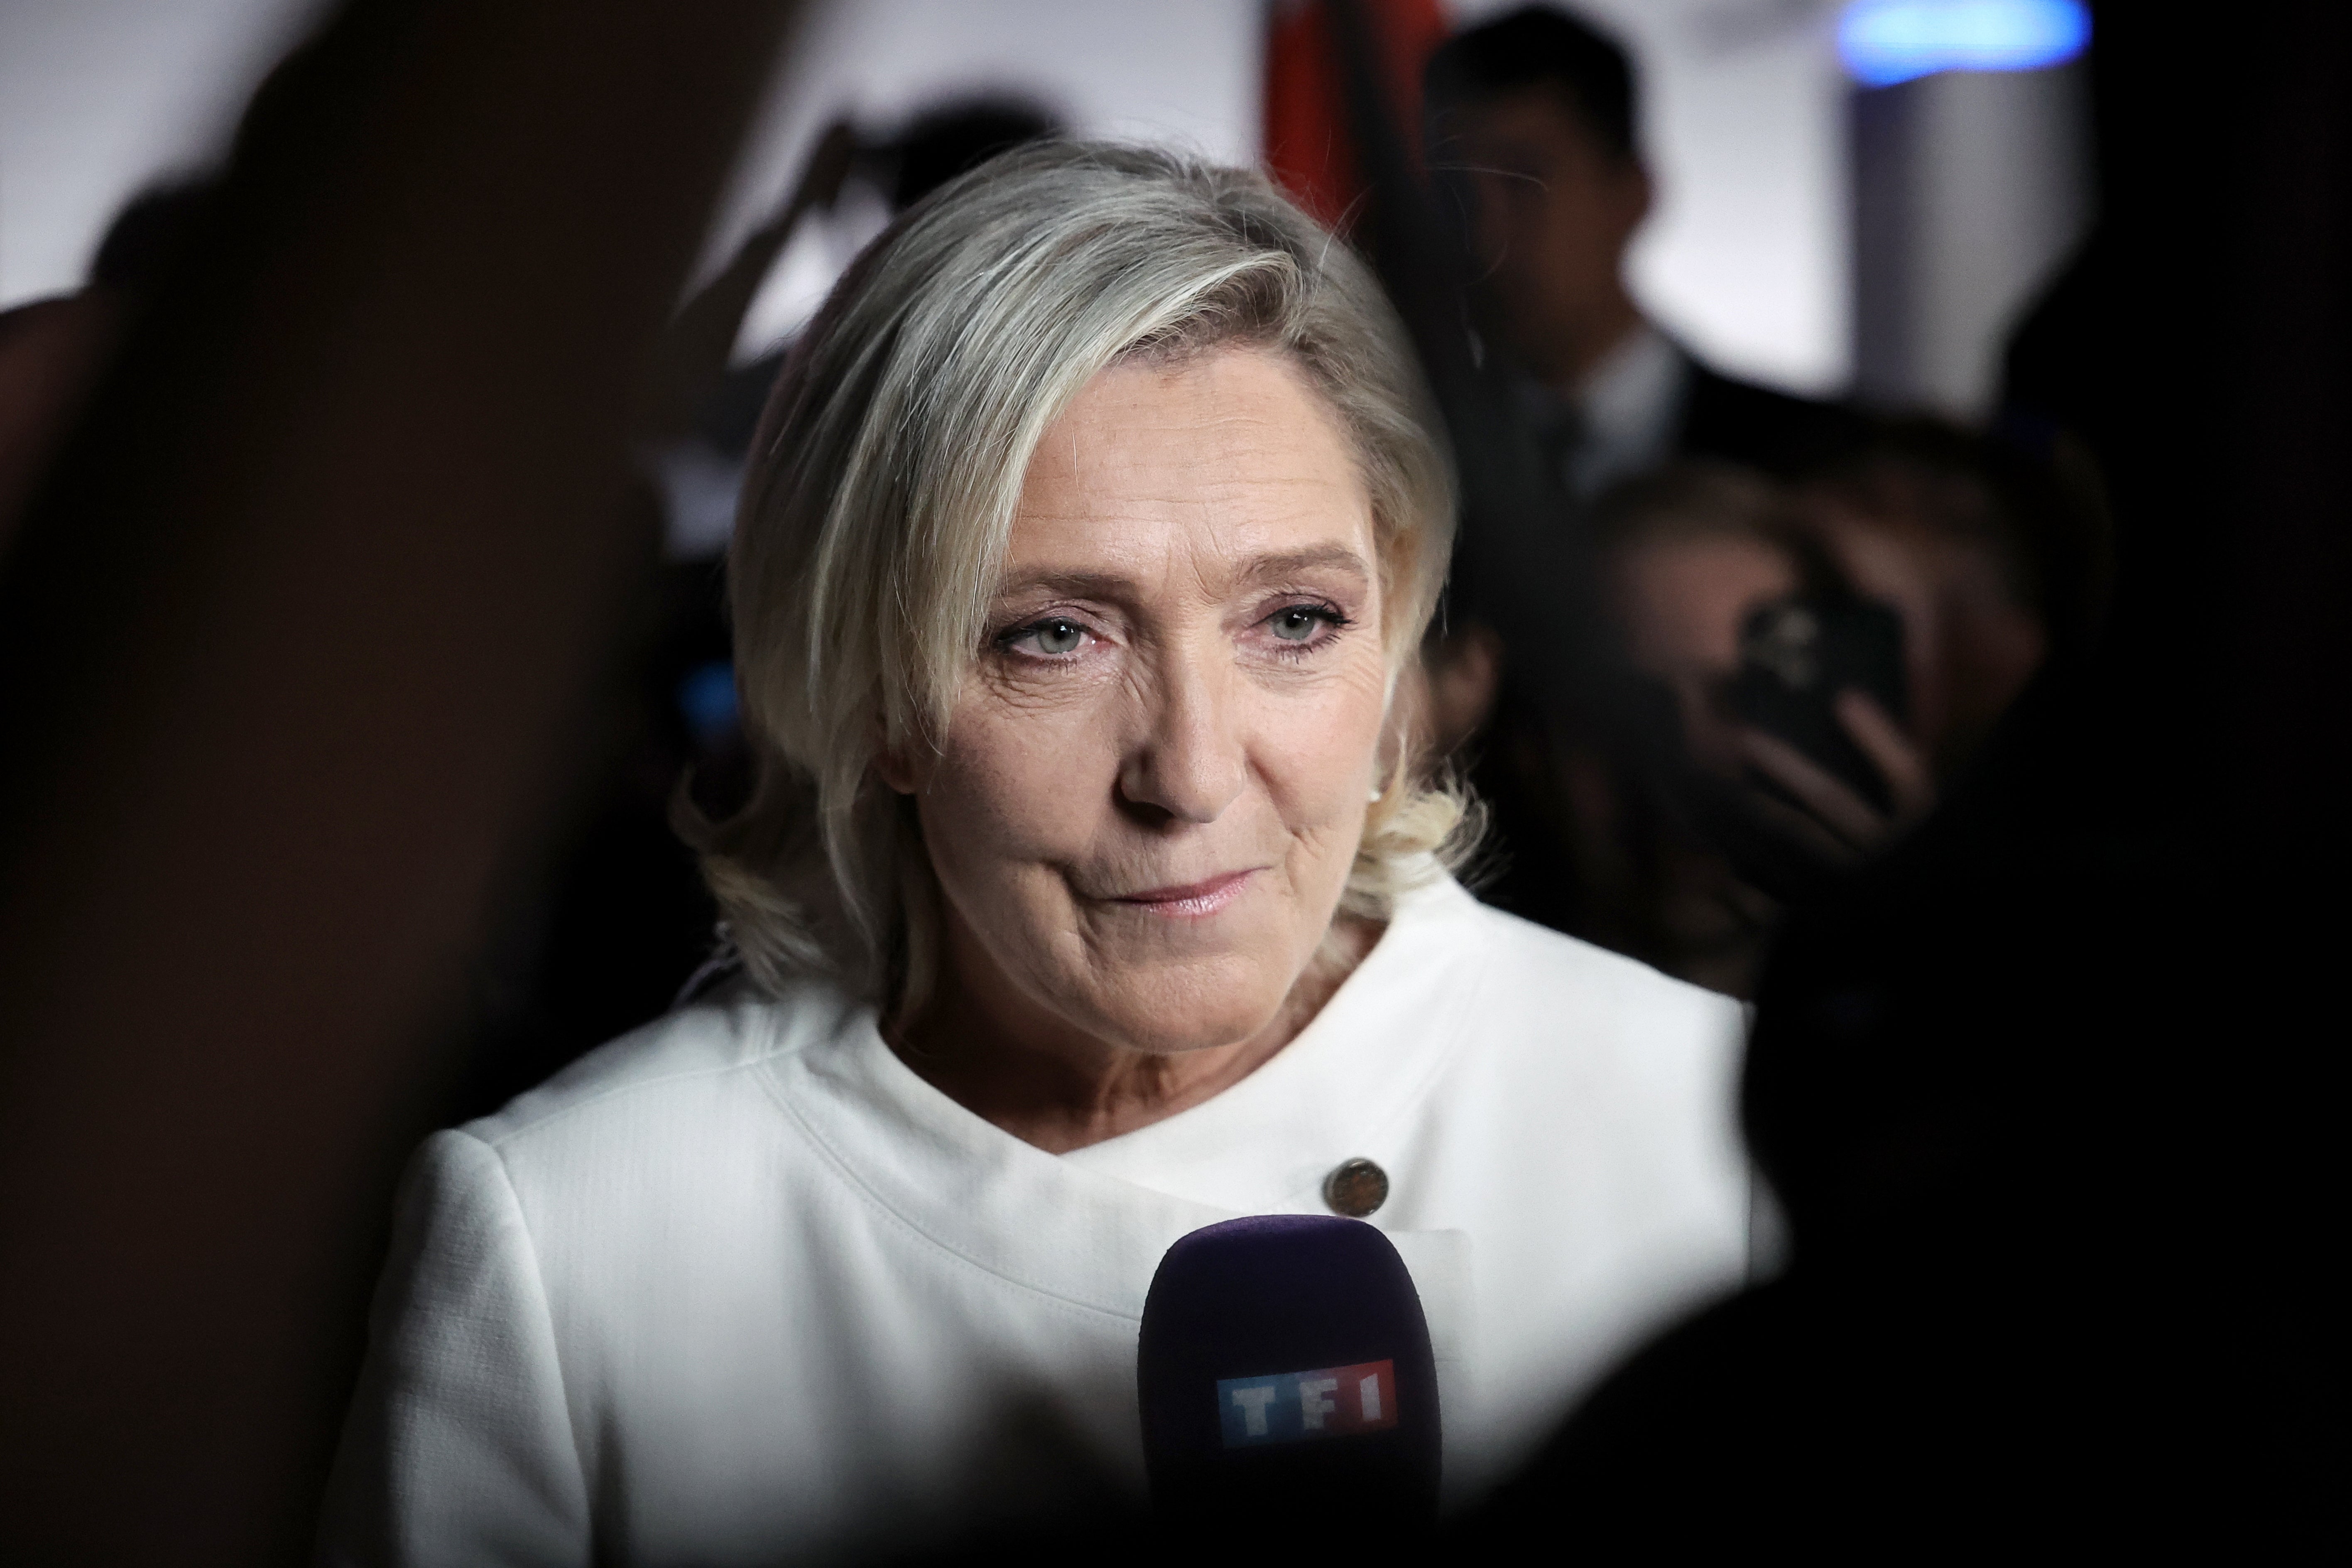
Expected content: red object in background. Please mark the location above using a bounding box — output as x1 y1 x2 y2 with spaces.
1263 0 1450 233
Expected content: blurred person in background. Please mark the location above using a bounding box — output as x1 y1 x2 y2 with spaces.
323 145 1757 1564
1413 5 1869 959
1599 463 1931 988
1484 462 1928 996
1499 432 2081 997
1794 421 2098 777
1421 5 1864 503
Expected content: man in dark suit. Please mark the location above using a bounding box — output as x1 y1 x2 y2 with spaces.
1416 6 1866 957
1423 5 1861 498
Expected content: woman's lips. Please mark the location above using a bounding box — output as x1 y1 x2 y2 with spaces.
1111 868 1258 918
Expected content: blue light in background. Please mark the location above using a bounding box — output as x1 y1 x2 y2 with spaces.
1839 0 2090 88
678 661 740 747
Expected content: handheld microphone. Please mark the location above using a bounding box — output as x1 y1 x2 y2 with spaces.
1137 1215 1441 1536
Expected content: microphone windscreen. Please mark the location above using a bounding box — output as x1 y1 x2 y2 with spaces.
1137 1215 1440 1534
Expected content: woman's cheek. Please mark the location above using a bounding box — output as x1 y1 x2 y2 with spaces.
1259 662 1387 826
936 693 1116 854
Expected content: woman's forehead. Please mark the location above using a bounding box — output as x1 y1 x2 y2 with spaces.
989 544 1374 614
1002 349 1376 592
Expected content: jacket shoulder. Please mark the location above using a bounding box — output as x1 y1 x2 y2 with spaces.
461 976 862 1150
1459 894 1743 1036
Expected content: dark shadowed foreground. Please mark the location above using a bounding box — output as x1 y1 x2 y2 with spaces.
0 2 799 1559
1461 0 2342 1547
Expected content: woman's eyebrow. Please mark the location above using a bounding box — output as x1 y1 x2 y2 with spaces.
991 570 1136 602
1240 544 1372 585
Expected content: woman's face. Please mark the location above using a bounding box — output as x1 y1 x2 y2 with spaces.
880 347 1390 1057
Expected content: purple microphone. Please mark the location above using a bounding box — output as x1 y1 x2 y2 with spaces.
1137 1215 1441 1537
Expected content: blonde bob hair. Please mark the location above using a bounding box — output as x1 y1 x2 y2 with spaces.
691 142 1470 1011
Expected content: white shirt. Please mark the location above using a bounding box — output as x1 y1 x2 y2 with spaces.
1575 323 1690 497
320 876 1752 1566
1516 322 1693 500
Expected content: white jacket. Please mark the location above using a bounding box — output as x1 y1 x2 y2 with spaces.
320 877 1753 1565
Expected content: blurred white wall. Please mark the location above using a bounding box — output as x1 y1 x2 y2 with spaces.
1851 63 2092 418
0 0 1855 395
719 0 1857 393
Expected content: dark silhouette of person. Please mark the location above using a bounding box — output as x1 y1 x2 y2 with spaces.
0 180 218 551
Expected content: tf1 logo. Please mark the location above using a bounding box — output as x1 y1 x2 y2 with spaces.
1216 1359 1398 1448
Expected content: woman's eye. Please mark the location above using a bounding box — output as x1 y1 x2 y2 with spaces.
1269 605 1329 642
1018 618 1086 656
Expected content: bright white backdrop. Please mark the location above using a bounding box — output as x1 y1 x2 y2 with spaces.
0 0 1855 393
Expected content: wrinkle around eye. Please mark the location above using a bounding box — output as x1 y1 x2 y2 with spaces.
1235 606 1355 666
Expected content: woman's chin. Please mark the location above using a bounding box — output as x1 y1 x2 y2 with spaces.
1059 882 1346 1046
1072 953 1298 1058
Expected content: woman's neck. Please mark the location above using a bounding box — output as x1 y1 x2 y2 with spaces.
887 918 1379 1154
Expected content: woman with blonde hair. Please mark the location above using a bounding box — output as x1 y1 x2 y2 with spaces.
324 143 1752 1565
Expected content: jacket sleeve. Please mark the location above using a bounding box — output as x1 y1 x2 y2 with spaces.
317 1129 590 1567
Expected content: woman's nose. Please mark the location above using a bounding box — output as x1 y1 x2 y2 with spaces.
1116 656 1246 825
